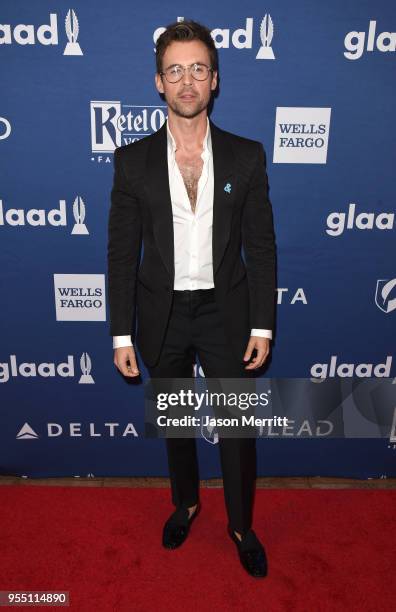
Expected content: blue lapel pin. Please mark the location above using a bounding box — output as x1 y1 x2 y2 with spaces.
224 182 232 194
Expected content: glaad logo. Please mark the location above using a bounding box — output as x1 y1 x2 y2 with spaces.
16 422 138 439
326 203 394 237
375 279 396 314
310 356 392 379
0 196 89 233
90 101 167 161
153 15 276 59
273 107 332 164
0 10 83 55
344 21 396 60
0 353 95 383
54 274 106 321
0 117 11 140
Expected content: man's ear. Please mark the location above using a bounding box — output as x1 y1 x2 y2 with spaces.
155 73 164 94
211 71 218 91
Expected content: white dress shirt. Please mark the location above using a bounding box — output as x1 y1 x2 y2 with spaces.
113 118 272 349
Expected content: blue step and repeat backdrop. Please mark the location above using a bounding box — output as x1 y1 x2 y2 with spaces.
1 1 395 479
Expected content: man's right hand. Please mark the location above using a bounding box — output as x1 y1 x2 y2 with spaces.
113 346 140 377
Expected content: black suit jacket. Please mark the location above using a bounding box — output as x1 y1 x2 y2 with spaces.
107 118 276 368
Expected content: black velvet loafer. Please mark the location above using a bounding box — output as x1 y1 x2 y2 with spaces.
162 501 201 549
227 525 268 578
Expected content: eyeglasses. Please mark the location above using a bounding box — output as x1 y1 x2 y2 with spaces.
160 63 213 83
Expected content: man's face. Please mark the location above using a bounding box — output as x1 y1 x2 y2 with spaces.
155 40 217 119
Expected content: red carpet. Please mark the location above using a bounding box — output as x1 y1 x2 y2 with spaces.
0 486 395 611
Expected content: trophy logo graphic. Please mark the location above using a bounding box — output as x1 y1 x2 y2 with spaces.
64 8 83 56
201 421 219 445
256 14 275 60
71 196 89 234
390 406 396 443
375 279 396 314
79 352 95 384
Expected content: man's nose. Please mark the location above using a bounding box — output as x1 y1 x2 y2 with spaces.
182 67 193 85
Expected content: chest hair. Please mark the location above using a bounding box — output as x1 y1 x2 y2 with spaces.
176 152 204 214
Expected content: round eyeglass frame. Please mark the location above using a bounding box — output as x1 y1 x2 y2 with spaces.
160 63 214 83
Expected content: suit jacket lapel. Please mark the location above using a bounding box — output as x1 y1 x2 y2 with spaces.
145 121 174 281
209 119 237 276
145 117 237 282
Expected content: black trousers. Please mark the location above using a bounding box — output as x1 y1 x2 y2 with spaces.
145 288 257 536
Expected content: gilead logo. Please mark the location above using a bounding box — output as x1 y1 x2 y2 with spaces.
326 203 394 236
310 356 392 379
375 279 396 314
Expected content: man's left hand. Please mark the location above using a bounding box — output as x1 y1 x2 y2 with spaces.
243 336 270 369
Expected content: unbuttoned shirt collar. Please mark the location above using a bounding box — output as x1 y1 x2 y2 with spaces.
166 116 212 165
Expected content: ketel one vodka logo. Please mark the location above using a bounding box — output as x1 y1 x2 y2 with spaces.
256 14 275 59
90 101 167 159
375 279 396 314
64 9 82 55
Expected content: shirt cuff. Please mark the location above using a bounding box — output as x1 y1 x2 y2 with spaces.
113 335 133 349
250 329 272 340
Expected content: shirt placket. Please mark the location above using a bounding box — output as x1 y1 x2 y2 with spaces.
189 213 198 289
190 148 210 288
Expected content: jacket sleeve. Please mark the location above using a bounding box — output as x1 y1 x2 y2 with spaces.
107 147 142 338
241 142 276 330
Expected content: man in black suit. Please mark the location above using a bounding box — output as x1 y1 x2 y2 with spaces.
107 20 276 578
